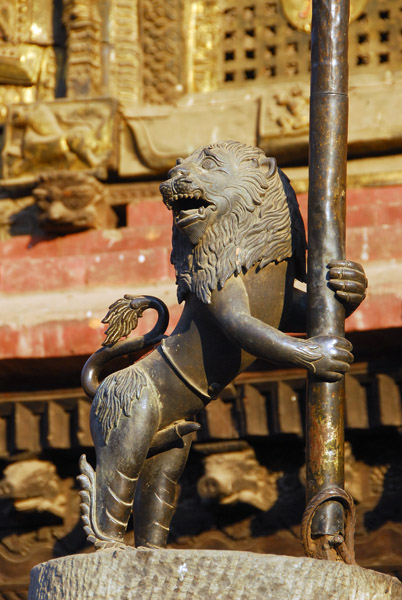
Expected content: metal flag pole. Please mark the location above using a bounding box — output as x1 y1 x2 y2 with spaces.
302 0 356 562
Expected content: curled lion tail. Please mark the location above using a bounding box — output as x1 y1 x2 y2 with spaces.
81 295 169 399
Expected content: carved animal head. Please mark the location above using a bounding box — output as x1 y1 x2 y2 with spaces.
33 172 117 233
160 141 306 304
0 460 66 518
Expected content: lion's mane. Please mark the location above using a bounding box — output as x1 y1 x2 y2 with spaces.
171 141 306 304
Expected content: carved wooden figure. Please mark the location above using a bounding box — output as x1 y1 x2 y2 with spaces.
79 141 367 549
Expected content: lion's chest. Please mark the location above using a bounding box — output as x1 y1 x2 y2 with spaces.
160 259 293 404
243 260 291 326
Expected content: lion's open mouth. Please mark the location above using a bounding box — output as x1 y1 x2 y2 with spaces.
173 194 214 227
162 188 214 227
160 176 217 232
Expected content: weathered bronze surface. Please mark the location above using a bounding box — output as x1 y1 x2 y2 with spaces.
303 0 361 563
79 141 366 549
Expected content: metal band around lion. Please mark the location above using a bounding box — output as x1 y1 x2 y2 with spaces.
304 0 353 559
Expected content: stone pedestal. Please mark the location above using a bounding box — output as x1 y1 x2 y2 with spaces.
29 547 402 600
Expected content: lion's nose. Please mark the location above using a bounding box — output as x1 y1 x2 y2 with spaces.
168 163 189 179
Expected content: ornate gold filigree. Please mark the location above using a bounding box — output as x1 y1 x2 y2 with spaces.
141 0 183 104
186 0 221 94
62 0 102 98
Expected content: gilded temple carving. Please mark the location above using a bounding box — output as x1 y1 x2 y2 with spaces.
185 0 221 94
106 0 141 105
1 99 117 179
33 172 117 233
141 0 183 104
272 86 310 135
0 0 401 182
59 0 143 103
62 0 103 99
0 460 66 518
197 447 282 512
0 0 58 124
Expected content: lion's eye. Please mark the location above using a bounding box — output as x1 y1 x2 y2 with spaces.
202 158 216 170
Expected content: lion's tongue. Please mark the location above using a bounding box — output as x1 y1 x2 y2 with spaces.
178 208 205 226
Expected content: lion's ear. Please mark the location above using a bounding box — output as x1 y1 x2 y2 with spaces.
259 156 277 178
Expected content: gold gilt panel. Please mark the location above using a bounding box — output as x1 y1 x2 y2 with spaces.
62 0 103 98
185 0 222 94
0 0 54 45
107 0 141 105
0 0 57 123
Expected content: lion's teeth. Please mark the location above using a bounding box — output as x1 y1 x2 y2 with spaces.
199 206 205 216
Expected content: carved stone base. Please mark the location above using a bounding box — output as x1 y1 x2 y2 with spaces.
28 548 402 600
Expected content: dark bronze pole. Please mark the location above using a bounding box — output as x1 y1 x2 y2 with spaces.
305 0 352 557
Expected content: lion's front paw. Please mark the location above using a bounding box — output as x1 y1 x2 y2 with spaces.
327 260 367 316
306 335 354 382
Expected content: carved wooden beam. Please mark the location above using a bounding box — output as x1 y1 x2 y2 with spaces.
0 362 401 457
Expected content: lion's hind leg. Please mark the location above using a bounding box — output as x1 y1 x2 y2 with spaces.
133 431 193 549
79 453 140 548
78 365 160 548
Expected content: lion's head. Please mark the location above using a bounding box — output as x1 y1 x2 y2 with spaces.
160 141 306 304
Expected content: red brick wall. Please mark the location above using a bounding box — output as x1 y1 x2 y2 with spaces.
0 184 401 359
297 186 402 333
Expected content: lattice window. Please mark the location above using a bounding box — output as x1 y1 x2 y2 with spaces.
351 0 402 71
221 1 311 84
220 0 402 87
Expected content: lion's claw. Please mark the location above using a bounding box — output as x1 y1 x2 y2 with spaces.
307 335 353 382
327 260 367 316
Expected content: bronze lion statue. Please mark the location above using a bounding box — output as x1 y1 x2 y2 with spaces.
79 141 367 549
